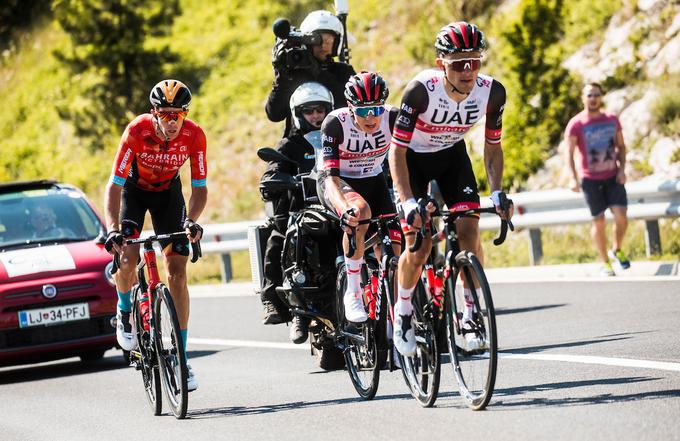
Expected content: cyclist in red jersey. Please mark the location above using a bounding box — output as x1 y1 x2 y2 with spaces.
389 22 513 356
103 79 207 391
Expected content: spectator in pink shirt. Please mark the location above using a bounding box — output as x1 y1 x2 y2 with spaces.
565 82 630 276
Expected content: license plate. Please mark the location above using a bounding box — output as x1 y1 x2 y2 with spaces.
18 303 90 328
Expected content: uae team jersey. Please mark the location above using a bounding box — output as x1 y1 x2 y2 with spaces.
391 69 505 153
321 106 398 178
110 114 207 191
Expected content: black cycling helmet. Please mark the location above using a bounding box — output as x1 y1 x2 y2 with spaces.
149 79 192 109
344 71 389 106
435 21 485 55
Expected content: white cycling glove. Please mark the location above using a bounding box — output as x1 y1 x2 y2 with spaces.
401 198 420 225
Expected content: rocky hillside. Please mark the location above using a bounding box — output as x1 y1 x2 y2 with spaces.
528 0 680 188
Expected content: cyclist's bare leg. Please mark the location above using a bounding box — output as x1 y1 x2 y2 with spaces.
165 254 190 328
341 191 371 259
398 231 431 290
456 216 482 289
114 243 140 294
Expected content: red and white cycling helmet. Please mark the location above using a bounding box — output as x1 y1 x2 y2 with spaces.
344 71 389 107
435 21 485 55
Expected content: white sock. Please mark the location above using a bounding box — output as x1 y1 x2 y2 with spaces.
345 257 363 296
463 288 475 321
396 284 414 316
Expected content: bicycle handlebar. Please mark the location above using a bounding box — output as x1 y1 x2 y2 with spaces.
110 231 202 274
408 196 514 253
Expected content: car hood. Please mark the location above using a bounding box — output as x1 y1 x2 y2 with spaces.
0 241 112 283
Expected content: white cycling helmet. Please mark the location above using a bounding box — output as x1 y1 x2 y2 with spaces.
300 10 343 57
289 82 334 132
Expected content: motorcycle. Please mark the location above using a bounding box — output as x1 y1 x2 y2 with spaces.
249 147 346 370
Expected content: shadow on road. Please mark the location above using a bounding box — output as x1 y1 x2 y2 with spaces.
186 391 459 419
495 304 567 316
489 376 680 408
502 335 632 353
0 353 127 385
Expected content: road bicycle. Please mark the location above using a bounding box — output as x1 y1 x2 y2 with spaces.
112 232 201 419
405 195 512 409
335 212 402 400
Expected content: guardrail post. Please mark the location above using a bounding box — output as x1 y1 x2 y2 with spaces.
220 253 233 283
528 228 543 265
644 220 662 257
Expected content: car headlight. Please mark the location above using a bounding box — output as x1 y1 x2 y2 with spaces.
104 261 116 287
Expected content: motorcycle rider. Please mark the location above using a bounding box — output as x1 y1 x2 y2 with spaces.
259 82 334 344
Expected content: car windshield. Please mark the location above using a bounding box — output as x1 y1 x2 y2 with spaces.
0 187 103 250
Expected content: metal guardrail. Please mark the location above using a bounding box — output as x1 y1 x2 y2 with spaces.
174 179 679 281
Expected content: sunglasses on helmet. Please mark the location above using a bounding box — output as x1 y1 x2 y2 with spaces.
440 57 482 72
353 105 386 118
155 109 188 122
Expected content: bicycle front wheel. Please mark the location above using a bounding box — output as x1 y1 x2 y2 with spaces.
399 278 441 408
445 251 497 410
336 264 380 400
132 285 162 416
154 284 188 419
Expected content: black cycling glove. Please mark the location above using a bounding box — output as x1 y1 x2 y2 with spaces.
104 230 124 253
183 219 203 240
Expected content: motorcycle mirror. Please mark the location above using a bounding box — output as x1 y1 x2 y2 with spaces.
257 147 299 166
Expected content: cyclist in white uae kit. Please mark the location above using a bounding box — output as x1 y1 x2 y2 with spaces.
317 71 402 323
389 22 514 356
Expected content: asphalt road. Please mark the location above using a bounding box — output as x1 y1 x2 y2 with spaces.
1 280 679 441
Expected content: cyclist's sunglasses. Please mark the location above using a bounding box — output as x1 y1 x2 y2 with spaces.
353 105 386 118
440 57 482 72
155 109 188 122
300 104 327 115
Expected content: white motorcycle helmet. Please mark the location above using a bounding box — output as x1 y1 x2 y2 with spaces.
289 82 334 133
300 10 344 57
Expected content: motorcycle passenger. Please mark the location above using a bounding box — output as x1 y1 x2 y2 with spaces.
317 71 402 323
266 10 355 138
259 82 334 344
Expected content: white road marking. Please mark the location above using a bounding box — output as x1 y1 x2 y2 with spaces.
500 353 680 372
189 337 306 350
189 337 680 372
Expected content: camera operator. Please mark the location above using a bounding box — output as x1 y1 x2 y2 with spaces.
259 82 334 344
266 10 355 138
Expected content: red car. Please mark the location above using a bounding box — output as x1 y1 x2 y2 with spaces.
0 180 117 366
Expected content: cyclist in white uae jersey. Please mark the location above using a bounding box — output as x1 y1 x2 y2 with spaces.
318 71 402 323
388 22 514 356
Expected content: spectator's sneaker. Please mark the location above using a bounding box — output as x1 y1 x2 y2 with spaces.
289 315 309 344
393 313 416 357
262 300 285 325
187 364 198 392
462 320 486 351
600 262 615 277
608 249 631 270
343 291 368 323
116 310 137 351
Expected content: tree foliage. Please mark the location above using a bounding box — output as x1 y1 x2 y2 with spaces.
52 0 180 150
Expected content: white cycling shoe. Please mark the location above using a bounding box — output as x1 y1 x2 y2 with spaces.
187 364 198 392
393 312 416 357
462 320 486 351
344 291 368 323
116 309 137 351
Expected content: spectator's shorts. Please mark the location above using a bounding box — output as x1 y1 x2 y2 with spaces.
581 176 628 217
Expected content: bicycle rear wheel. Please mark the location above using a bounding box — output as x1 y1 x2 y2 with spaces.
336 264 380 400
131 285 162 416
154 284 188 419
445 251 497 410
399 278 441 407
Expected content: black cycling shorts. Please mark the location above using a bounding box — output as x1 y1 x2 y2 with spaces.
120 179 190 256
317 173 401 243
581 176 628 217
406 140 480 212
